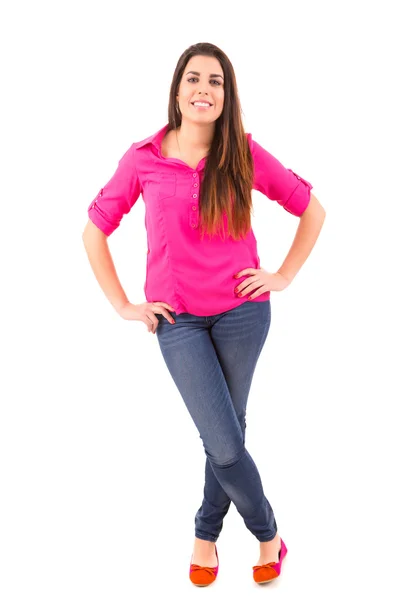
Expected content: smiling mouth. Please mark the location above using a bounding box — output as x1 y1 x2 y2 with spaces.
191 102 213 107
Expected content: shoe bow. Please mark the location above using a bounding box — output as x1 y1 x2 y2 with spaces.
190 564 218 576
252 562 277 572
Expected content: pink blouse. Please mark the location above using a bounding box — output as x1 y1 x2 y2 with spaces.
87 123 313 316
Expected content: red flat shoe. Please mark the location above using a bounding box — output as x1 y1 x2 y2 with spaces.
189 545 219 586
252 537 288 584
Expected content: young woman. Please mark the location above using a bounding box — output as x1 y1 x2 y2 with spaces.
82 42 326 586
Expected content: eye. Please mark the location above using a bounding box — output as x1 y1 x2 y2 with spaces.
187 77 221 86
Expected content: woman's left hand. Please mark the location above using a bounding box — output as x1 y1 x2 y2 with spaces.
233 267 291 299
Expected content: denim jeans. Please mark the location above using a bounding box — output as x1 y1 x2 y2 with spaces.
155 299 278 543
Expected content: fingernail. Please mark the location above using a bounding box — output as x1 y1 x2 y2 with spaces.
171 319 175 324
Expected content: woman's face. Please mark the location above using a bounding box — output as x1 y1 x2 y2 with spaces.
176 55 225 125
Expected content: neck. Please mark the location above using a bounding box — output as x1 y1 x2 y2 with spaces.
177 119 215 150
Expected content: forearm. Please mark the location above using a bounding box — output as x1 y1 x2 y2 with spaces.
277 196 326 283
82 230 129 312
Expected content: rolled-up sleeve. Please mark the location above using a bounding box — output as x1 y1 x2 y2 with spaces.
247 133 313 217
87 143 142 236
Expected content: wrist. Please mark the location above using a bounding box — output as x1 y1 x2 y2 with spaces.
112 298 131 313
277 270 294 284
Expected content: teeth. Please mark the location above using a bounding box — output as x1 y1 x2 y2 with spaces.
193 102 211 106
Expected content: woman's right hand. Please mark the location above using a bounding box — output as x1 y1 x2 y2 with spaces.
117 301 176 333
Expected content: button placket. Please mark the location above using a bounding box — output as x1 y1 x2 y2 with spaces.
189 171 199 228
189 211 198 227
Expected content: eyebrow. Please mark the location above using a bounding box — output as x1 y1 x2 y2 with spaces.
185 70 224 80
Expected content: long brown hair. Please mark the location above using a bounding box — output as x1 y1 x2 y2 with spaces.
167 42 254 242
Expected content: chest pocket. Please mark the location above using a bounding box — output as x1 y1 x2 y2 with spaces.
159 172 176 200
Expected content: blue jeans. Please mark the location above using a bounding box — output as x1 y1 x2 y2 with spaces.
155 300 278 543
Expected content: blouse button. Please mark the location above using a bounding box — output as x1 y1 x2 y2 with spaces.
192 193 198 198
193 172 197 177
192 205 197 211
193 182 198 187
191 222 196 228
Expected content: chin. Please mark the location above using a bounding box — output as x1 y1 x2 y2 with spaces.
185 114 220 125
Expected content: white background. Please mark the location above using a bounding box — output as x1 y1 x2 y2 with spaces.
1 0 399 598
